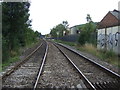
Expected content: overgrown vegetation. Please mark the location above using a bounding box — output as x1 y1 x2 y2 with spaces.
2 56 19 69
2 2 40 70
2 41 39 70
78 14 97 45
77 44 119 67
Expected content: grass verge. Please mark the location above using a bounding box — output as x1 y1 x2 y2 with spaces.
2 40 40 71
54 40 76 46
2 56 19 70
77 43 119 67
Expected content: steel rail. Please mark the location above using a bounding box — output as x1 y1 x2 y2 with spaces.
53 43 96 90
33 41 48 90
56 42 120 79
2 41 43 79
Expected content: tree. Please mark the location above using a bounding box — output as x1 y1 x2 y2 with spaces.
2 2 31 49
78 14 97 45
50 28 57 38
86 14 92 23
2 2 38 62
35 31 41 37
62 21 69 28
78 30 87 45
55 24 66 37
50 23 66 38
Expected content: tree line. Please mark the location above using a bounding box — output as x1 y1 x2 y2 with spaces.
50 15 97 45
50 21 69 38
2 2 40 62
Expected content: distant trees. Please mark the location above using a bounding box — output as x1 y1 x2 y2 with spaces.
86 14 92 23
50 27 58 38
62 21 69 29
2 2 39 62
35 31 41 38
78 14 97 45
50 21 68 38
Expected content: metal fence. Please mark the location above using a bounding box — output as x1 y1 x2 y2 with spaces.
58 34 79 42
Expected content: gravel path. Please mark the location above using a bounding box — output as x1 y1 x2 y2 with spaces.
36 42 87 88
56 44 117 83
2 42 46 88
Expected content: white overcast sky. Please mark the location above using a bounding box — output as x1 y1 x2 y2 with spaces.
29 0 119 35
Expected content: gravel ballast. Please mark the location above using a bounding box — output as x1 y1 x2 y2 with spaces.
36 42 87 88
58 43 120 75
56 43 118 83
2 42 46 88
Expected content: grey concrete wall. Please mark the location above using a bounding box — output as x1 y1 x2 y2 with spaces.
97 26 120 54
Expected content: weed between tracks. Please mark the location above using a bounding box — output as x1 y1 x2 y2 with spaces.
54 40 119 68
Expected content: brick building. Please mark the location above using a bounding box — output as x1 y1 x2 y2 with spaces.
98 9 120 29
97 10 120 54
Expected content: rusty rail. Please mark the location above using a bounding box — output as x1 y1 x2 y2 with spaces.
2 41 43 79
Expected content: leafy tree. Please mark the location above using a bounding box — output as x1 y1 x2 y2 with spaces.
2 2 31 49
50 28 57 38
62 21 69 28
35 31 41 38
78 30 87 45
78 14 97 45
2 2 39 62
86 14 92 23
50 23 66 38
55 24 66 37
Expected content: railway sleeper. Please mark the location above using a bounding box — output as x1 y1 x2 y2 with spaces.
93 81 120 90
33 87 86 90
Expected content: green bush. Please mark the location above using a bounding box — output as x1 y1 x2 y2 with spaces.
78 22 97 45
78 30 87 45
2 37 10 62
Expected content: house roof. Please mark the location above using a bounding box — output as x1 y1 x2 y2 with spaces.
110 9 120 20
98 9 120 29
70 24 83 29
70 22 98 30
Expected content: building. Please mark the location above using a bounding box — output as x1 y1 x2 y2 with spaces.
60 25 81 42
97 9 120 54
68 25 81 35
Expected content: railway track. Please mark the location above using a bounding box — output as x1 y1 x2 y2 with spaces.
2 40 120 90
33 41 88 89
33 41 48 89
2 40 47 88
53 42 120 90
